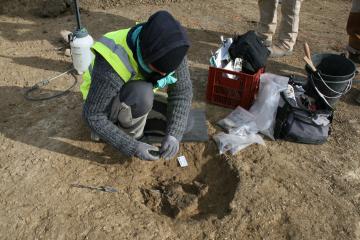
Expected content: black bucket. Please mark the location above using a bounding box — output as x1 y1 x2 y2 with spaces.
305 53 356 108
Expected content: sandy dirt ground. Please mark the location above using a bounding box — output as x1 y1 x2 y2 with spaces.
0 0 360 239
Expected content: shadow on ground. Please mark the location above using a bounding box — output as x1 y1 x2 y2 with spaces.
0 85 126 165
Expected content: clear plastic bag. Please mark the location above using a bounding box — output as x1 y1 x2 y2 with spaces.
213 132 265 155
249 73 289 140
217 106 258 136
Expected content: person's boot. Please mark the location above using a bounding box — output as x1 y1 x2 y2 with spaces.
347 46 360 104
349 52 360 64
356 92 360 105
352 61 360 105
347 45 360 64
268 43 293 58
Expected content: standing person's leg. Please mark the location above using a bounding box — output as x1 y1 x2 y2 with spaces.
347 0 360 63
347 0 360 104
270 0 302 57
257 0 279 47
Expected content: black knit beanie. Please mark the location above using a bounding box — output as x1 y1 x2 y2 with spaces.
139 11 190 73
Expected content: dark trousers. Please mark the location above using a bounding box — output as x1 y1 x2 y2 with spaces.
109 80 192 140
347 0 360 52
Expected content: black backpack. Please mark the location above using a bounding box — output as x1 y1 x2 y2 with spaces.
228 31 270 73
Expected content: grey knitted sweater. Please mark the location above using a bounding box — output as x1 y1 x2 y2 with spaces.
83 53 193 157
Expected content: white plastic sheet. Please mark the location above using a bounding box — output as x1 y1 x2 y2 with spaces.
217 106 258 136
215 107 264 155
249 73 289 140
213 132 265 155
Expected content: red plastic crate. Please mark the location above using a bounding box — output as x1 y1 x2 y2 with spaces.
206 66 264 109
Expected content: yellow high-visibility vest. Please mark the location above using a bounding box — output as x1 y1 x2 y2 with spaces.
80 28 143 100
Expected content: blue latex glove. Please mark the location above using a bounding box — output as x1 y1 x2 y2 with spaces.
160 135 179 160
155 72 177 89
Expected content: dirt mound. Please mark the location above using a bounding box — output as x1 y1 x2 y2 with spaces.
141 181 208 219
0 0 69 17
140 148 240 220
40 0 71 18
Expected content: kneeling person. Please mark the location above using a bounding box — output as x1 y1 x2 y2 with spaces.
81 11 192 161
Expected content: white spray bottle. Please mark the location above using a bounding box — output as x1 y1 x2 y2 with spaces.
69 0 94 74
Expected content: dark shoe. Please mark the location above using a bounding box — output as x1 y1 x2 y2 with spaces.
349 52 360 64
347 45 360 64
356 92 360 105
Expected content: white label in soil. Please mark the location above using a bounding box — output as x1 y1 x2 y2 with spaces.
177 156 188 167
